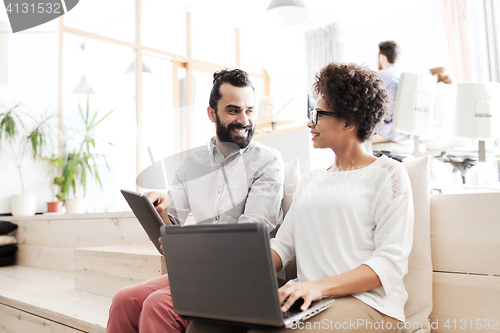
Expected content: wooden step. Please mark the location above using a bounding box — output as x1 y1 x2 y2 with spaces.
0 266 110 333
10 212 152 273
0 303 84 332
430 272 500 332
75 245 167 298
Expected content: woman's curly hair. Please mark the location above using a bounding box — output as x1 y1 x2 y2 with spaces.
312 62 391 142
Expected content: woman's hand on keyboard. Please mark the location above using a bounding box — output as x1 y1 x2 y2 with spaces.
278 281 323 313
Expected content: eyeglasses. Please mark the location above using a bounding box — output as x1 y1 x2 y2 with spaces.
308 109 341 126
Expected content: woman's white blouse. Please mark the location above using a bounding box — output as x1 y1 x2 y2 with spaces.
271 155 414 322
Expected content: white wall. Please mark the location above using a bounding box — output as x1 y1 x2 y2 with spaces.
260 0 448 126
0 22 7 84
334 1 447 73
0 16 59 214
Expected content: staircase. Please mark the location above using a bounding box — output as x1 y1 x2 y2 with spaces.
75 245 166 298
0 212 166 333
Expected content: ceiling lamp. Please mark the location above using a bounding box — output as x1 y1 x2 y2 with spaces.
265 0 308 26
125 60 153 74
72 75 95 94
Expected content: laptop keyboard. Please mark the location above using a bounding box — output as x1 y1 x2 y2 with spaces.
283 308 303 318
282 298 304 318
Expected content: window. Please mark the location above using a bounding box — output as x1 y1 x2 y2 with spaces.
62 34 137 211
64 0 135 43
191 11 236 67
240 28 265 75
141 0 187 56
193 70 214 147
59 2 268 210
141 54 175 167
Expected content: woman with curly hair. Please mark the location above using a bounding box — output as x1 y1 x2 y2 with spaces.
187 63 414 333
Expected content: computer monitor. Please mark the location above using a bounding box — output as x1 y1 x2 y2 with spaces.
455 82 500 140
455 82 500 162
307 94 316 119
392 73 436 137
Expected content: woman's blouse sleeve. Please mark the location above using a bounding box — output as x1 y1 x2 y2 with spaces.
363 164 414 297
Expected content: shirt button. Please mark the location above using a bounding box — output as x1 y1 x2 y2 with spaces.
221 163 224 166
218 190 221 194
215 217 218 221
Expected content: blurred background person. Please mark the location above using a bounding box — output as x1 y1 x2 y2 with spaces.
430 66 454 131
425 66 474 151
373 40 410 143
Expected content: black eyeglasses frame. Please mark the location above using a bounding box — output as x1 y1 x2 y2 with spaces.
309 109 342 125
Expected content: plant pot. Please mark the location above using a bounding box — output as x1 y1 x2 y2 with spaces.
11 194 37 217
65 198 86 214
47 201 63 213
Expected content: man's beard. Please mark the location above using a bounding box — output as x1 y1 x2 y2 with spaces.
215 113 255 149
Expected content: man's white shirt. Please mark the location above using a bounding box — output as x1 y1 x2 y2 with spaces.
168 138 284 231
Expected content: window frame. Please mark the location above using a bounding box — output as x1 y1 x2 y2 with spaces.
58 1 270 192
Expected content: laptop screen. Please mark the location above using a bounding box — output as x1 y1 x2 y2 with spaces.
161 223 283 327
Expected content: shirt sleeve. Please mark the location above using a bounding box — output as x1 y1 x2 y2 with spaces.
378 68 391 88
167 172 191 225
270 198 297 268
237 150 284 232
363 166 414 297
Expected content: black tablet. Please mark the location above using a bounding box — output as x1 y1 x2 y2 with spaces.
121 189 167 254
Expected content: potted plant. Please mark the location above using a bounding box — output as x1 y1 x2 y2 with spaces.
0 102 57 216
43 154 66 213
59 97 114 214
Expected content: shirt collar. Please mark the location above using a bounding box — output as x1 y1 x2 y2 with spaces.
207 137 254 162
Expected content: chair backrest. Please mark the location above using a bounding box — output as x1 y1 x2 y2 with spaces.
281 159 301 217
402 156 433 333
280 159 301 282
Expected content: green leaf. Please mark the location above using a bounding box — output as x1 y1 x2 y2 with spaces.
0 112 18 141
90 111 98 129
78 103 84 122
86 96 90 123
103 155 110 169
54 176 64 185
56 100 115 201
95 168 103 189
88 109 115 131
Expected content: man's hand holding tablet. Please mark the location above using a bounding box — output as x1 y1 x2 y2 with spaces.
120 189 170 255
145 191 171 225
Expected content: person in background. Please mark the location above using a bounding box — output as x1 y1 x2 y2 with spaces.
430 66 452 84
106 68 285 333
429 66 454 129
425 66 473 151
373 40 410 143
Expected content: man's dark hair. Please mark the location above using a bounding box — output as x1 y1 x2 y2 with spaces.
209 69 254 113
378 41 400 64
312 62 391 142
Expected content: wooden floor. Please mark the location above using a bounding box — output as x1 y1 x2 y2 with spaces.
0 266 110 333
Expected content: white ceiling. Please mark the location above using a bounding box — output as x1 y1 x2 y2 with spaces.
183 0 442 32
0 0 443 35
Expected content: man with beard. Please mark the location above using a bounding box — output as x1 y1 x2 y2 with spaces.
107 69 285 333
